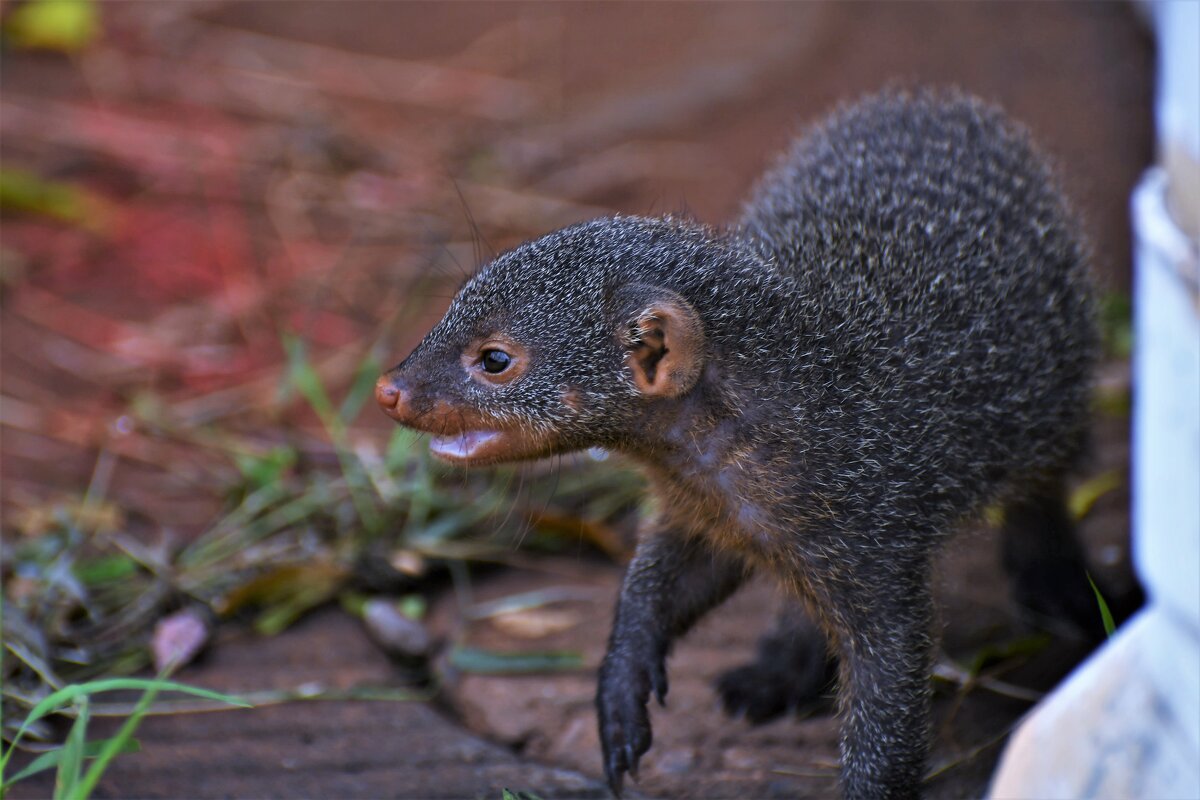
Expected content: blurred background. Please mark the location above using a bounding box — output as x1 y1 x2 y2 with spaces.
1 3 1153 798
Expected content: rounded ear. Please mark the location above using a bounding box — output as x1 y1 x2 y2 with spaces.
615 285 706 398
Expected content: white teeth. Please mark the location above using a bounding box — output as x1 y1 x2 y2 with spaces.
429 430 501 459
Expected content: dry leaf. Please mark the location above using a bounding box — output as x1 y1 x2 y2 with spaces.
490 608 582 639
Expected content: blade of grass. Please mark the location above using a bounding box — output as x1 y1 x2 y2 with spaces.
4 737 139 786
284 335 383 534
89 684 429 715
178 482 292 568
400 440 435 540
1 679 248 773
73 555 139 587
923 721 1019 782
1086 573 1117 638
72 686 155 799
338 352 383 424
0 169 94 224
501 790 545 800
448 646 584 674
53 696 88 800
234 446 297 492
467 587 602 620
5 639 66 692
73 676 249 800
180 488 330 574
385 426 421 470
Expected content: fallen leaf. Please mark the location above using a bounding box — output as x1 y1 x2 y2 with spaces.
3 0 100 53
490 608 581 639
215 562 348 637
1069 470 1122 521
525 510 626 559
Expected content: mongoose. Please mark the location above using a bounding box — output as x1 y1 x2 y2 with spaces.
376 88 1101 799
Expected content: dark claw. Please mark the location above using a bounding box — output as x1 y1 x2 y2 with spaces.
605 746 626 797
598 644 663 797
652 666 668 706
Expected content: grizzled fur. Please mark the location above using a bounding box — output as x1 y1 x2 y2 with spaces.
381 89 1098 799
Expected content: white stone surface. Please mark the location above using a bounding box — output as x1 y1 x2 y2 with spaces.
1149 0 1199 164
988 7 1200 787
989 171 1200 800
990 611 1200 800
1132 168 1200 630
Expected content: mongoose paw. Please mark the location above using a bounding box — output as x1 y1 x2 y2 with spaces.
716 650 835 724
597 651 662 795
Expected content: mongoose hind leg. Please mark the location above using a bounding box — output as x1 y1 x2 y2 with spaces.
716 599 836 724
597 530 750 795
1000 478 1139 642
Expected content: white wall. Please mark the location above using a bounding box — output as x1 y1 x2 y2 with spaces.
990 3 1200 797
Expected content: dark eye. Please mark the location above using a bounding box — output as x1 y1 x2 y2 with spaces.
481 349 511 374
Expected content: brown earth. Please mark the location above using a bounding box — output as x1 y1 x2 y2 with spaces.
2 2 1151 799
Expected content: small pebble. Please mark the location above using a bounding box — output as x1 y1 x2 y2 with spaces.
152 607 211 672
363 598 433 659
656 747 699 774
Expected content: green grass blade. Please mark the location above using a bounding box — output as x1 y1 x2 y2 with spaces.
4 737 140 786
283 334 383 533
75 677 248 799
53 697 88 800
385 426 421 470
448 646 583 674
24 679 249 726
339 353 382 424
501 789 545 800
284 335 336 420
73 554 138 586
1 678 248 772
0 169 92 223
74 688 155 799
1086 573 1117 638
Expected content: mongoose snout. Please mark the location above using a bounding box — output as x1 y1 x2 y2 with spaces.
378 88 1106 799
376 364 551 464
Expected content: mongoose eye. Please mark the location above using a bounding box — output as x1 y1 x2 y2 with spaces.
481 349 512 374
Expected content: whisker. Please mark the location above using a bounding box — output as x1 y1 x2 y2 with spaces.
450 177 495 268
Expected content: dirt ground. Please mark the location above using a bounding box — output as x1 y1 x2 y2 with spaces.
2 2 1151 798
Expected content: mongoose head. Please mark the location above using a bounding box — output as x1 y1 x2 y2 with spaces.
375 215 727 465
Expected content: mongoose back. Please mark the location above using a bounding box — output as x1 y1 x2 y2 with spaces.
376 88 1099 799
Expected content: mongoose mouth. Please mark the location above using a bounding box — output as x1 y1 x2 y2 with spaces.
428 429 503 463
426 428 554 465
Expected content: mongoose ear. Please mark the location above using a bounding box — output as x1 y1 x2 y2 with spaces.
616 286 705 398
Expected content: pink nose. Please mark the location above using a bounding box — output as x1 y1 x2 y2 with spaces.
375 374 412 422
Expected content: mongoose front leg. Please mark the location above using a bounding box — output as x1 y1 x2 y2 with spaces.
597 530 749 795
716 599 836 723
